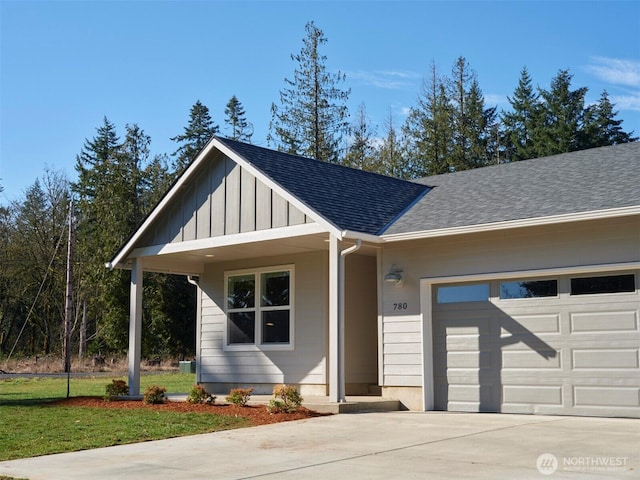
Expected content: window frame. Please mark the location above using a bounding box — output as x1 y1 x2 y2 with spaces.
224 265 294 351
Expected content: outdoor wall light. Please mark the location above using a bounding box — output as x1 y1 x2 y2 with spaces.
384 265 403 287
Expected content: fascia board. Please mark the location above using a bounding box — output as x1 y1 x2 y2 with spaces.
129 222 328 258
214 139 344 240
381 206 640 243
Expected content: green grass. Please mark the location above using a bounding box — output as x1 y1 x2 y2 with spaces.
0 373 249 461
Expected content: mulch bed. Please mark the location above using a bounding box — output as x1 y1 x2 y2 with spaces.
51 396 331 426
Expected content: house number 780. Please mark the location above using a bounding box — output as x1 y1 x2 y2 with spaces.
393 303 408 310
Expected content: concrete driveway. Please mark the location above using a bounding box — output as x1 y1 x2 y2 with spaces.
1 411 638 479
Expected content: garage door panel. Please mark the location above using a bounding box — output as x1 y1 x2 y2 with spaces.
573 386 639 408
570 310 638 333
571 348 639 369
502 349 563 369
501 313 561 334
503 385 563 405
442 351 495 369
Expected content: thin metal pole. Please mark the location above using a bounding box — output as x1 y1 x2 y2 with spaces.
64 201 74 396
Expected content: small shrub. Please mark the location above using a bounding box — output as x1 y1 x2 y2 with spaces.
143 385 166 404
267 384 303 413
104 379 128 400
226 387 253 407
187 384 216 404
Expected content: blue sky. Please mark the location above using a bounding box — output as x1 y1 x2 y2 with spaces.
2 0 639 204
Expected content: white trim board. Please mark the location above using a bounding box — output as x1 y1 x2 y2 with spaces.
382 206 640 243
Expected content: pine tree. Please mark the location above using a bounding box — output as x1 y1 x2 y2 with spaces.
580 90 638 148
171 100 219 175
501 67 540 161
534 69 587 156
374 110 409 178
448 57 496 171
403 62 454 176
224 95 252 142
268 21 350 163
343 103 377 171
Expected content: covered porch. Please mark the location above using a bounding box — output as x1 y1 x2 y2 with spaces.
122 228 381 404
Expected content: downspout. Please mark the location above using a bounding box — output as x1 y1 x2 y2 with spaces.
186 275 200 385
338 239 361 402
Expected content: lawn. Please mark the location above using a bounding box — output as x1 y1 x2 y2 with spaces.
0 373 249 461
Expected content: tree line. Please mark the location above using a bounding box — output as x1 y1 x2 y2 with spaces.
0 21 635 365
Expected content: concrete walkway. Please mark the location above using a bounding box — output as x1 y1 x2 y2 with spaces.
1 412 638 479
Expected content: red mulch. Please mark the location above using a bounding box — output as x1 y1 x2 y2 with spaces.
50 396 331 426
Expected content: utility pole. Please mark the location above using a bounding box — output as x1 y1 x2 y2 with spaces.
63 201 74 376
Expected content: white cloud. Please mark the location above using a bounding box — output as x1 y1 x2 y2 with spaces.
484 93 508 107
587 57 640 87
610 91 640 112
347 70 422 90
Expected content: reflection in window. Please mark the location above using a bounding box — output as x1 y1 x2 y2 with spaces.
261 271 290 307
500 280 558 299
228 312 256 344
437 283 489 303
571 274 635 295
227 274 255 309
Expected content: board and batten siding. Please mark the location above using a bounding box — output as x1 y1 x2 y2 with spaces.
139 150 312 247
380 216 640 389
198 252 328 392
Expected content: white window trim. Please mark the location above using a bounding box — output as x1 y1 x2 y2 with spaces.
224 264 295 352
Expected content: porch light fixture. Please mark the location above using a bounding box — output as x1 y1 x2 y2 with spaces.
384 265 403 287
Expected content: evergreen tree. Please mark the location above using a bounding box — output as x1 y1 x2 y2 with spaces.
580 90 638 148
448 57 496 171
374 110 409 178
171 100 219 175
268 21 350 163
501 67 540 161
343 103 377 171
224 95 252 142
73 118 128 352
534 69 587 156
404 63 454 176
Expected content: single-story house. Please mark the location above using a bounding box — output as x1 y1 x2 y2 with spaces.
108 138 640 418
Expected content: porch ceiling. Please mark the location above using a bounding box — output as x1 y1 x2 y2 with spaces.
124 233 378 276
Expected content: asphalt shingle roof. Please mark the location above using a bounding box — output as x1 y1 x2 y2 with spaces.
217 137 430 235
384 142 640 235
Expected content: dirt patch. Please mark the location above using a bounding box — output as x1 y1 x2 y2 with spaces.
51 396 331 426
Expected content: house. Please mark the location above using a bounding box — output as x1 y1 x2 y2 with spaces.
108 138 640 418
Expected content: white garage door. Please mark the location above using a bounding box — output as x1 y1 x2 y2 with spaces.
432 271 639 417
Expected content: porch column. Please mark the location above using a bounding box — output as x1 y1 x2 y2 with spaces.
128 257 143 396
328 235 344 402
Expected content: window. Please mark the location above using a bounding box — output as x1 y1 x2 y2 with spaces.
437 283 489 303
571 274 635 296
500 279 558 299
226 266 293 348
